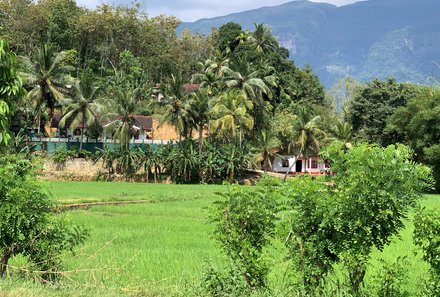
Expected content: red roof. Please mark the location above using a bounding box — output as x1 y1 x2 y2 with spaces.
51 113 86 129
132 115 153 132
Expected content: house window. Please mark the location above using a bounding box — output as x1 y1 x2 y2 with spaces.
282 159 289 168
311 159 318 169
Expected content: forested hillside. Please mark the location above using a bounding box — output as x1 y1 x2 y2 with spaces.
180 0 440 87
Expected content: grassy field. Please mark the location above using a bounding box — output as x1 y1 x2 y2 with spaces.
3 181 440 296
46 181 226 204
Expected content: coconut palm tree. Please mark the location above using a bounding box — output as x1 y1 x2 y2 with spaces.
160 74 189 140
185 89 210 155
210 90 254 146
283 106 326 181
224 56 272 107
252 129 281 173
191 58 229 96
20 42 74 133
102 86 139 149
331 121 353 150
191 62 218 95
248 23 277 53
207 56 230 79
59 75 103 152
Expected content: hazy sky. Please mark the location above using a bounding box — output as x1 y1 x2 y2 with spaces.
76 0 364 22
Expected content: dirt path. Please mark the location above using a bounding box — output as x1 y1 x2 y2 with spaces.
56 200 151 211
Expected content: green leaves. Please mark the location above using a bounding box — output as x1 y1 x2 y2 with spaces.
209 184 280 289
0 155 88 279
0 39 24 146
413 207 440 295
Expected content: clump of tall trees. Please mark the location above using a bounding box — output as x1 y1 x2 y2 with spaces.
340 77 440 192
0 0 333 184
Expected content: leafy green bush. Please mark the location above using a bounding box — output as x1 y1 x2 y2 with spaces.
206 143 431 295
323 143 431 293
372 257 410 297
413 207 440 296
51 148 76 166
201 265 252 297
282 176 336 294
0 155 88 280
165 140 200 183
209 185 279 290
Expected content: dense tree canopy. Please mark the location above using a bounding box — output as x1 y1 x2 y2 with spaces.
388 88 440 192
347 78 420 146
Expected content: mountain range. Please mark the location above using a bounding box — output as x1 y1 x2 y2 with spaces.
179 0 440 88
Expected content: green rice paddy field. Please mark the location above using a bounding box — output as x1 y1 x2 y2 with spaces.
1 181 439 296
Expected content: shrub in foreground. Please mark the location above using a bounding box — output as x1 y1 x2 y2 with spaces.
413 207 440 296
0 155 88 281
206 143 431 296
208 184 279 292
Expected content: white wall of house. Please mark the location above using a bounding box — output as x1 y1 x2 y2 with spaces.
272 155 328 174
272 155 296 173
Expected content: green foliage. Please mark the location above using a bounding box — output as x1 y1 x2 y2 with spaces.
102 86 139 149
0 39 24 145
323 143 431 293
251 129 281 172
372 257 410 297
209 185 279 289
347 78 420 145
210 89 254 144
217 22 243 55
282 176 337 293
21 42 74 113
0 155 87 279
413 207 440 296
273 143 429 294
388 88 440 192
165 140 200 183
45 0 81 50
59 74 104 152
51 148 76 165
201 265 253 297
115 147 142 179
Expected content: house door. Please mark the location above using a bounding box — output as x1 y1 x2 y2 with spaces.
295 160 303 173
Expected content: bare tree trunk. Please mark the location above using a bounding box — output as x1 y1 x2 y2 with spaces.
0 247 12 278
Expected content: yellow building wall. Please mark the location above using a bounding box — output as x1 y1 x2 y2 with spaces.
150 119 206 141
151 119 179 141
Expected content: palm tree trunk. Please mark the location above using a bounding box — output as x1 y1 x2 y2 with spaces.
79 113 85 153
37 110 41 135
283 154 301 182
198 125 203 156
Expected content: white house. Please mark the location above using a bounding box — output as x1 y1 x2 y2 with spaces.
272 155 330 175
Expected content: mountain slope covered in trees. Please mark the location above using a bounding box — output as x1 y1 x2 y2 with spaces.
180 0 440 87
